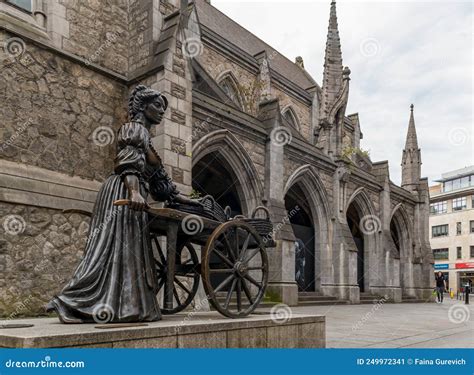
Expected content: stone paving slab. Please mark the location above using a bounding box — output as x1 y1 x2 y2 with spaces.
275 299 473 348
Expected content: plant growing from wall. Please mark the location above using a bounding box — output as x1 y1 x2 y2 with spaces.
237 78 266 115
189 189 202 199
341 146 370 167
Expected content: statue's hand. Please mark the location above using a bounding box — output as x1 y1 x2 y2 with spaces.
129 191 148 211
174 194 203 207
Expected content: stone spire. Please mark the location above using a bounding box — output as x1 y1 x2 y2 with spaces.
320 0 343 119
401 104 421 191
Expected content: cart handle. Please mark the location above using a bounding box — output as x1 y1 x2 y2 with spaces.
113 199 131 206
251 206 270 220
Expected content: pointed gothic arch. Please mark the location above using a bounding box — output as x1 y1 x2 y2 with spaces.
216 71 244 109
390 203 415 295
192 129 263 215
284 165 331 293
281 106 301 131
345 187 379 293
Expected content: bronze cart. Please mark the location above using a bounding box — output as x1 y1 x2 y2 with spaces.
113 202 272 318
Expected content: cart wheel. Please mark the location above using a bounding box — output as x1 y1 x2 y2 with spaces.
202 221 268 318
151 235 200 314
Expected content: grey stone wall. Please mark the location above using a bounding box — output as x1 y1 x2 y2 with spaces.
0 202 89 318
0 33 127 181
57 0 129 74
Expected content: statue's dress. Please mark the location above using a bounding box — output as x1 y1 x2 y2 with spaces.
47 121 178 323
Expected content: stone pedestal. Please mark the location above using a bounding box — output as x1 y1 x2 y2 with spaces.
0 312 325 348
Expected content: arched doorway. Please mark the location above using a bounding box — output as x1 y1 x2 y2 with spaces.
346 202 365 292
390 206 413 295
192 152 243 216
192 152 244 292
285 183 316 292
390 220 401 254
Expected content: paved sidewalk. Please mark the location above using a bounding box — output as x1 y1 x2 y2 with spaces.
287 298 473 348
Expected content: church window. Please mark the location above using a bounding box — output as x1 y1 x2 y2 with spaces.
219 75 243 109
281 107 300 131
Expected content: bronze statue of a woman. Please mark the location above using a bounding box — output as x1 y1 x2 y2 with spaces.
47 85 194 323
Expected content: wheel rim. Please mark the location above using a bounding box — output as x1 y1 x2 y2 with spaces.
202 221 268 318
152 236 200 314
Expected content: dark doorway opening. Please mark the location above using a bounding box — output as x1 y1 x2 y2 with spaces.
285 184 316 292
390 219 401 253
347 203 365 292
192 152 243 290
192 153 242 217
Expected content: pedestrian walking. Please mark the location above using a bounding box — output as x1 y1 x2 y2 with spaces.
435 271 446 303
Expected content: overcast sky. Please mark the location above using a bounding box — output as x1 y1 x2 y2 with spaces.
212 0 473 185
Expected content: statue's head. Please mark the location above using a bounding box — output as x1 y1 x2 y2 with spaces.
128 85 168 125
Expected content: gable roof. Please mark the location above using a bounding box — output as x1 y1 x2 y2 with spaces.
194 0 318 91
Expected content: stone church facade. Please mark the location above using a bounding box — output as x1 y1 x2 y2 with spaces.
0 0 433 317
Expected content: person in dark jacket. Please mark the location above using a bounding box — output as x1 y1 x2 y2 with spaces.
435 271 447 303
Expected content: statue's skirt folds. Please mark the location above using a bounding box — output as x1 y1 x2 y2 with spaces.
47 175 161 323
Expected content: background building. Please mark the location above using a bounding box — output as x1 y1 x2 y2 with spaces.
0 0 433 317
430 166 474 293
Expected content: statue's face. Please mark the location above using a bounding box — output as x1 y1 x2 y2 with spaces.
144 96 166 124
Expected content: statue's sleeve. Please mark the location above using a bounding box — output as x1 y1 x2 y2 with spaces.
114 122 149 178
146 143 179 202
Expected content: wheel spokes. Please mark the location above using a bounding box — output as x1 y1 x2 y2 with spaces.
213 274 234 293
244 273 262 288
241 278 254 305
236 278 242 312
153 237 166 265
209 268 233 273
213 248 234 268
174 277 192 295
234 228 240 260
224 278 237 309
243 247 261 263
223 232 236 261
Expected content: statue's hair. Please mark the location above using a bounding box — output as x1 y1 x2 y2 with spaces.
128 85 168 120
